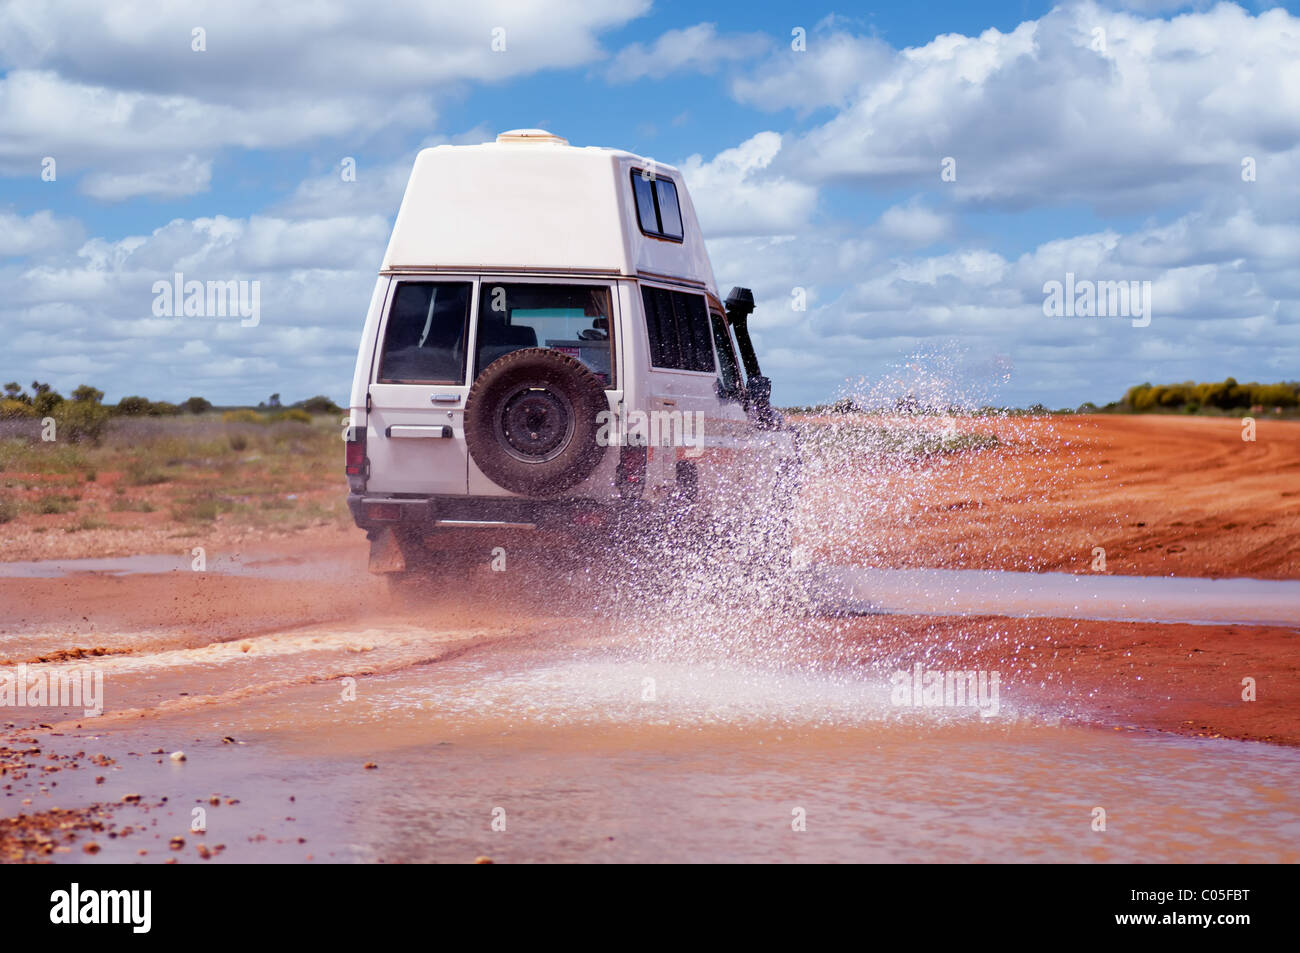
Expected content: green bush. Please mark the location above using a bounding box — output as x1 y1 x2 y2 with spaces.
0 399 36 419
271 408 313 424
293 395 342 415
37 494 76 514
52 400 110 443
222 409 266 424
182 396 213 414
124 460 170 486
33 390 65 415
1250 383 1297 408
115 395 152 415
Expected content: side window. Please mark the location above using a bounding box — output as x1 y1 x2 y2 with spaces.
631 171 684 242
377 282 471 384
710 310 742 397
654 178 683 239
642 286 713 373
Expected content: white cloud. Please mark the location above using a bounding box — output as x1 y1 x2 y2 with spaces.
731 28 894 112
80 155 212 201
606 23 770 82
877 201 953 245
678 132 818 236
0 1 650 174
740 3 1300 214
0 209 85 256
705 197 1300 406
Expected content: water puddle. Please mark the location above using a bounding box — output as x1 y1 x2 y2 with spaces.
0 553 354 581
812 567 1300 626
26 643 1300 864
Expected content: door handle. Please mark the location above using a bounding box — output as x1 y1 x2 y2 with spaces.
430 394 461 404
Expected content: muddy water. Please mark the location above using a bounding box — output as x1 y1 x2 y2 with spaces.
814 567 1300 626
4 554 1299 862
12 624 1300 864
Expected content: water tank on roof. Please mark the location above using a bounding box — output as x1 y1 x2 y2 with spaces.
495 128 569 145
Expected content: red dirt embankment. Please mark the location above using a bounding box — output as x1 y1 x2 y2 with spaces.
806 414 1300 579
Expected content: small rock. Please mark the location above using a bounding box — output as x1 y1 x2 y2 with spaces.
169 751 186 762
169 836 185 850
363 762 377 770
83 842 101 854
474 856 494 864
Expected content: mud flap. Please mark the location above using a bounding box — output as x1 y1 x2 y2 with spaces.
367 527 407 574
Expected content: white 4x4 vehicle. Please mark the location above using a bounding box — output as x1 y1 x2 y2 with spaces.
345 129 798 579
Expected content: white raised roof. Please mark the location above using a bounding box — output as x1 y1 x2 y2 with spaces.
380 131 718 294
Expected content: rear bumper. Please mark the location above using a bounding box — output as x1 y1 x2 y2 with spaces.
347 492 648 534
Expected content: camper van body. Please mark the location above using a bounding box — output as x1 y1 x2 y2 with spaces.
346 130 795 571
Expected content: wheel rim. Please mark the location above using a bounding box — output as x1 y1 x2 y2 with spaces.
496 384 575 463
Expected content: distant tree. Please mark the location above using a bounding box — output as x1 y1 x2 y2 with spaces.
33 390 64 415
3 382 23 400
115 395 151 415
71 385 104 404
268 393 282 408
182 396 213 414
1251 383 1298 408
293 395 342 415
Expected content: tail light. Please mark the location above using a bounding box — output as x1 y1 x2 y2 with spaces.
345 424 368 490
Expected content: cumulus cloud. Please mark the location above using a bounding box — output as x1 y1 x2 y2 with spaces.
705 198 1300 406
731 27 894 112
877 201 953 245
80 155 212 201
0 0 649 176
0 209 85 257
2 2 1297 410
677 132 818 236
740 2 1300 214
606 23 770 82
0 210 387 402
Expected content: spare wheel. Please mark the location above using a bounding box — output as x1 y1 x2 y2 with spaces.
464 348 610 496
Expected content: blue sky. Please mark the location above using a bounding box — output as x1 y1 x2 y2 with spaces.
2 0 1298 409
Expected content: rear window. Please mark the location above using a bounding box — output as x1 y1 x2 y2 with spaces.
377 281 472 383
631 171 684 241
641 286 713 372
476 283 614 385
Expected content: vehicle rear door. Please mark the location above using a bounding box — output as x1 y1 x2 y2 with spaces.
366 277 475 495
